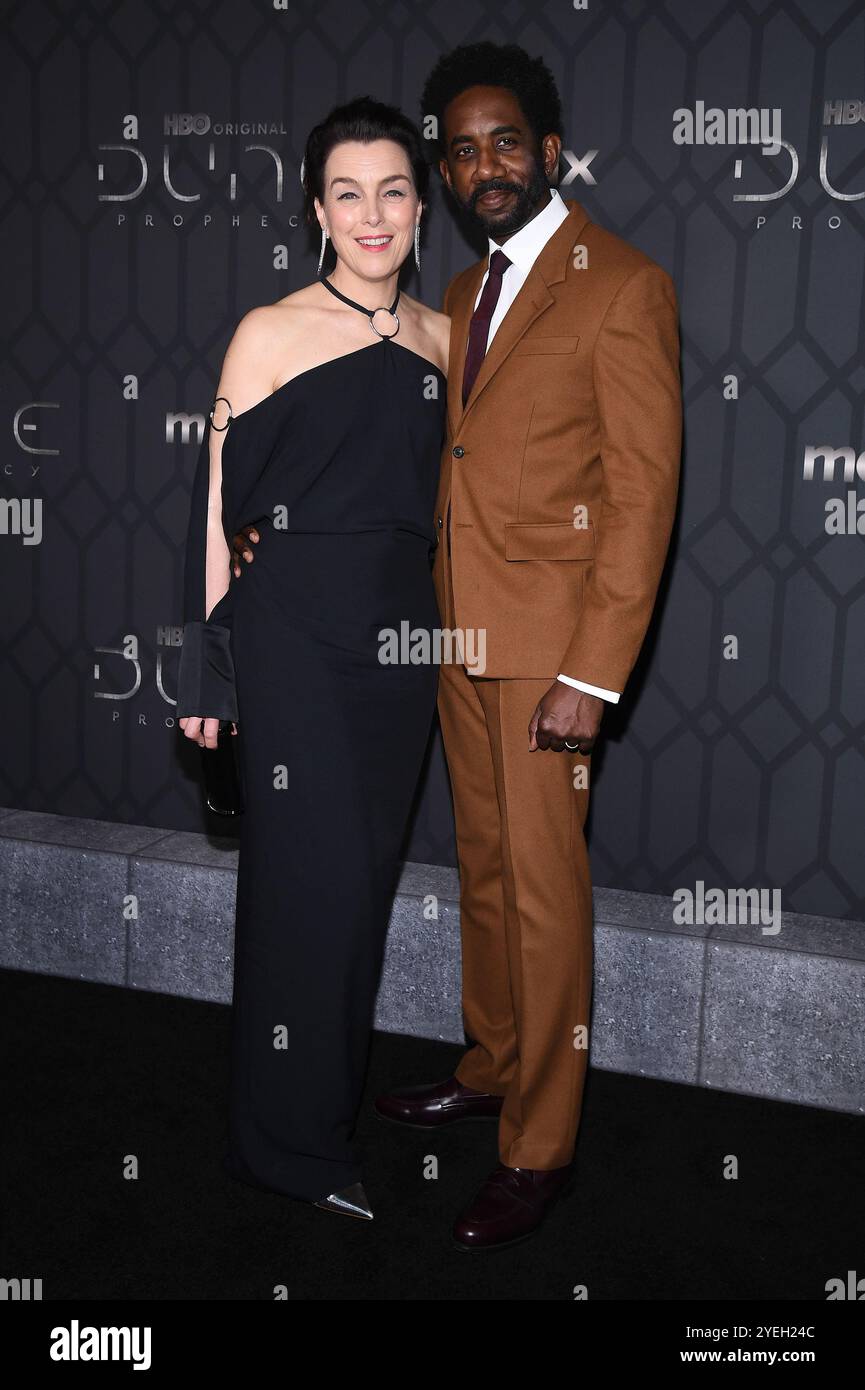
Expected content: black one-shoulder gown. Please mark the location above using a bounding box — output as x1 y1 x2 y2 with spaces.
177 335 446 1201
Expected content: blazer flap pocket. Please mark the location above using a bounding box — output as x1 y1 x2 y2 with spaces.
505 520 595 560
513 334 580 356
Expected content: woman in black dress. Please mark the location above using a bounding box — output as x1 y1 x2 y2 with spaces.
176 98 449 1218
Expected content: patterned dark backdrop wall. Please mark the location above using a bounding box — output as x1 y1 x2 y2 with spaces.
2 0 863 919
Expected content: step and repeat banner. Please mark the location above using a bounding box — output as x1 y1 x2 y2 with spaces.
3 0 863 918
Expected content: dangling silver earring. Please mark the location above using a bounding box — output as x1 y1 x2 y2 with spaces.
414 222 421 272
318 225 329 275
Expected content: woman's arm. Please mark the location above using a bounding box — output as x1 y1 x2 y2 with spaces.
203 420 231 622
177 307 278 747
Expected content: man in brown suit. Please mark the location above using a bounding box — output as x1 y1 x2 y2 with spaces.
374 42 682 1251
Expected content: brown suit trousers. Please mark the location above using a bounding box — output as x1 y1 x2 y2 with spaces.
431 199 681 1168
438 540 593 1169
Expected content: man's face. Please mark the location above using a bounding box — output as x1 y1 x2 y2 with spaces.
438 84 561 240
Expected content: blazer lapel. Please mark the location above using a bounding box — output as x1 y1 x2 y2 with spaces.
447 199 591 434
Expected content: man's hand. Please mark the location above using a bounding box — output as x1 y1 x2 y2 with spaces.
231 524 260 577
179 716 238 749
528 684 604 754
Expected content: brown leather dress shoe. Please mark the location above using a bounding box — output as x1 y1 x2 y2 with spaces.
374 1075 504 1128
452 1162 574 1251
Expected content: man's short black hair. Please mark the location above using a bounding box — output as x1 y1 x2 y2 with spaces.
420 41 564 161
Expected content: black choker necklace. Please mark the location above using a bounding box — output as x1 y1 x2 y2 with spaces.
318 272 400 341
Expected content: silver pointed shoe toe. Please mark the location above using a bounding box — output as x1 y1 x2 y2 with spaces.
312 1181 374 1219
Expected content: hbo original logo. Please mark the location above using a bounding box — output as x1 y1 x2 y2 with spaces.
163 114 212 136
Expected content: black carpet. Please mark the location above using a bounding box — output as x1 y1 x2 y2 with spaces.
1 966 862 1302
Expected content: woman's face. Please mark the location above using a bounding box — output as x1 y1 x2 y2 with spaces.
314 138 421 282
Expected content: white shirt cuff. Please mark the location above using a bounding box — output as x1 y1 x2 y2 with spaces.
556 673 621 704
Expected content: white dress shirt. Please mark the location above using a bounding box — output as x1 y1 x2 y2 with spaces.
472 186 621 704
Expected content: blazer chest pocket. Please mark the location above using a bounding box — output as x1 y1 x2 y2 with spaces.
505 520 595 560
512 334 580 356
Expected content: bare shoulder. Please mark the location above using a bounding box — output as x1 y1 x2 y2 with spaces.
216 307 281 419
233 282 329 344
218 292 318 412
426 305 452 376
401 292 451 374
227 303 278 359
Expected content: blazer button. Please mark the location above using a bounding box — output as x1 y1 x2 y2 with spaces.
453 445 465 457
437 516 442 527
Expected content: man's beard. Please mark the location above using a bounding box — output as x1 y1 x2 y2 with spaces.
458 160 551 238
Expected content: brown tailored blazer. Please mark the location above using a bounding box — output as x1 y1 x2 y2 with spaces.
432 197 682 694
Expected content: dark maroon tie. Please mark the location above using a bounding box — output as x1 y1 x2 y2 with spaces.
461 248 511 406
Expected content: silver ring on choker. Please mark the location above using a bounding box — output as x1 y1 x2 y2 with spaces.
369 308 400 340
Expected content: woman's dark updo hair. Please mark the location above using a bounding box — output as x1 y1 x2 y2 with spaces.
302 95 430 228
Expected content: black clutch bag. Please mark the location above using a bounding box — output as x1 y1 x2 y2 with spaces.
200 720 244 816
